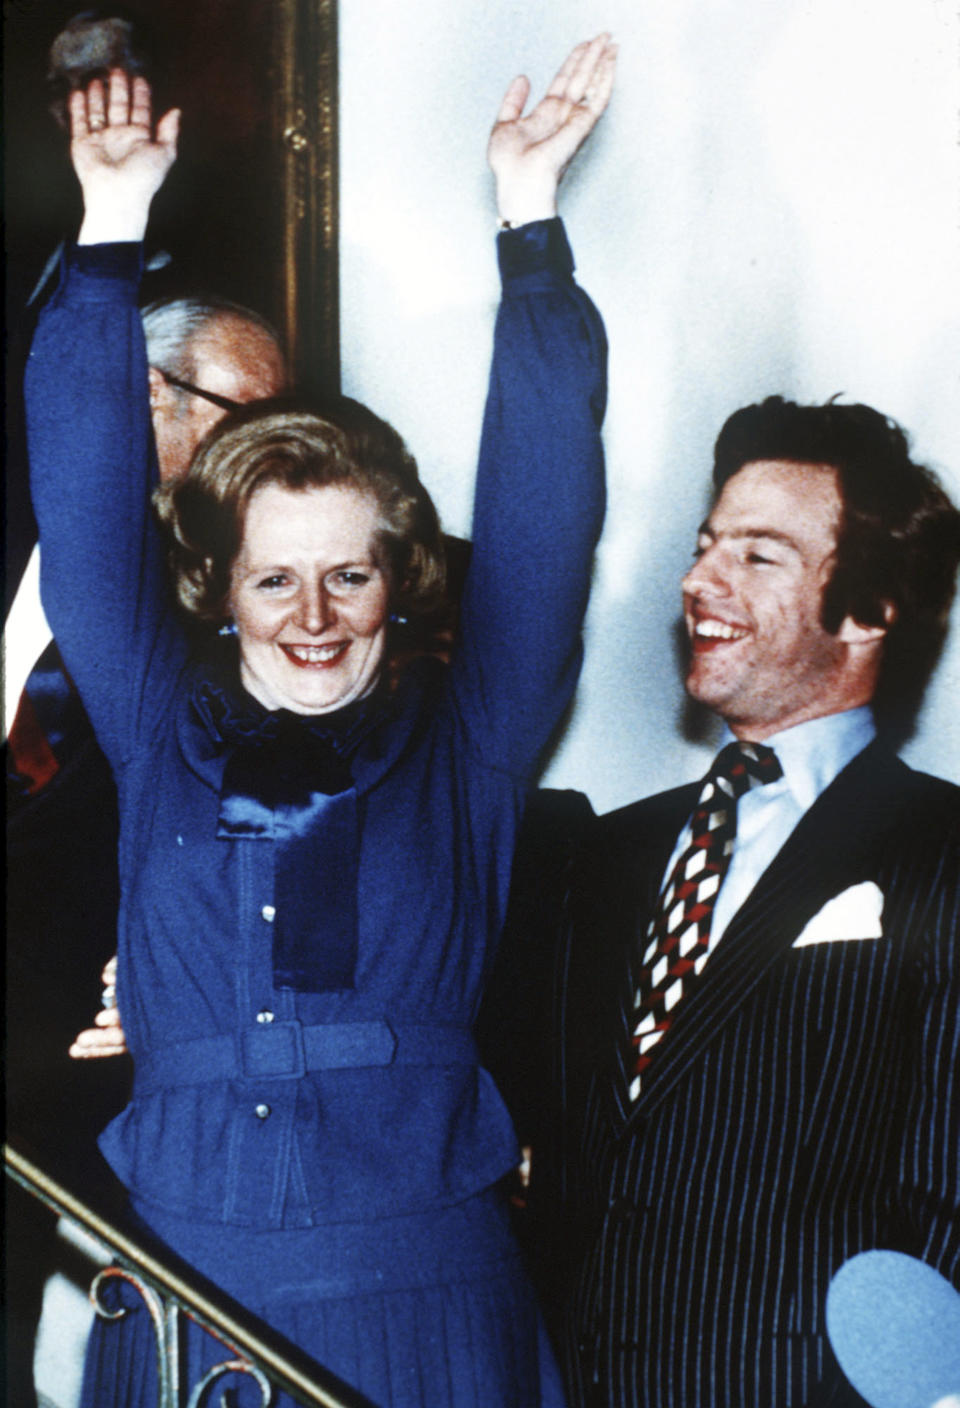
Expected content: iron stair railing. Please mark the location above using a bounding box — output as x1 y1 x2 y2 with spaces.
5 1141 375 1408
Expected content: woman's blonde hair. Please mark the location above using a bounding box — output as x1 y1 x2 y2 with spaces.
153 399 446 622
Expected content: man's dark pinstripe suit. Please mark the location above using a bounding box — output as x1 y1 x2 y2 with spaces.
548 740 960 1407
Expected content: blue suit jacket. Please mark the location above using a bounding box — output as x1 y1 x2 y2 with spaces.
548 741 960 1408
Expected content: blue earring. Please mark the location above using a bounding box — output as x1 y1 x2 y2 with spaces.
218 621 239 637
388 612 409 627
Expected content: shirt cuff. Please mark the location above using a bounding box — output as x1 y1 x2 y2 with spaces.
497 218 574 282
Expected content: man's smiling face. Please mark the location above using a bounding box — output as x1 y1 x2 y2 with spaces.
681 459 868 739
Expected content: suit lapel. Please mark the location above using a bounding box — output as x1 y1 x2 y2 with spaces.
617 743 908 1124
566 784 696 1127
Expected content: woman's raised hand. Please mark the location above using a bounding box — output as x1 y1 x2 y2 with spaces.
488 33 616 228
70 69 180 244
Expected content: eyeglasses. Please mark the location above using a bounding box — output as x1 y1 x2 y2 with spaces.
160 372 245 414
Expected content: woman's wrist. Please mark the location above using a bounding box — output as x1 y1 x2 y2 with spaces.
494 177 559 229
77 204 149 245
75 174 156 245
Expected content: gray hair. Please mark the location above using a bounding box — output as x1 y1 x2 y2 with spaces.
140 297 282 382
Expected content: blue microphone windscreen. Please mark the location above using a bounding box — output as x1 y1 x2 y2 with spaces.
826 1250 960 1408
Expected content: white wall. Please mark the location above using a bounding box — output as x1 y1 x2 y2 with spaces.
340 0 960 811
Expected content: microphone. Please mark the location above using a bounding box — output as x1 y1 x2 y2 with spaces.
826 1250 960 1408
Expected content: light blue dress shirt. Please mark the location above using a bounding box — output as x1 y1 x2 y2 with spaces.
663 706 877 951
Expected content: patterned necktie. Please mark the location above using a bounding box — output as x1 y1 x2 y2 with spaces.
626 740 782 1102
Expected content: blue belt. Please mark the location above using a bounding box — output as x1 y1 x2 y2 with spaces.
134 1019 479 1093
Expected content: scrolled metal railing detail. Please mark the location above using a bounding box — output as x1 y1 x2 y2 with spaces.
187 1357 273 1408
90 1265 178 1404
5 1141 371 1407
89 1262 275 1407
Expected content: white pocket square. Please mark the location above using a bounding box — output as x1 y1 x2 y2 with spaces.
792 881 884 947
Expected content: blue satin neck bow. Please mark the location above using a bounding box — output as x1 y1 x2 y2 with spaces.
192 676 381 993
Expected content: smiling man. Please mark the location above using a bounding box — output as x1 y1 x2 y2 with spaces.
683 458 885 735
535 396 960 1407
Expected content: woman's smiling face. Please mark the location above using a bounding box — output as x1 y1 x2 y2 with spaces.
229 481 391 714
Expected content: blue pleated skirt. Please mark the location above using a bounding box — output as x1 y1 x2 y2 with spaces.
79 1186 565 1407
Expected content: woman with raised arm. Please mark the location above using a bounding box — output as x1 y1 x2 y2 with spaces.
26 36 614 1407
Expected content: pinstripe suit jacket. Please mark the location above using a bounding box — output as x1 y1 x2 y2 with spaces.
552 741 960 1408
